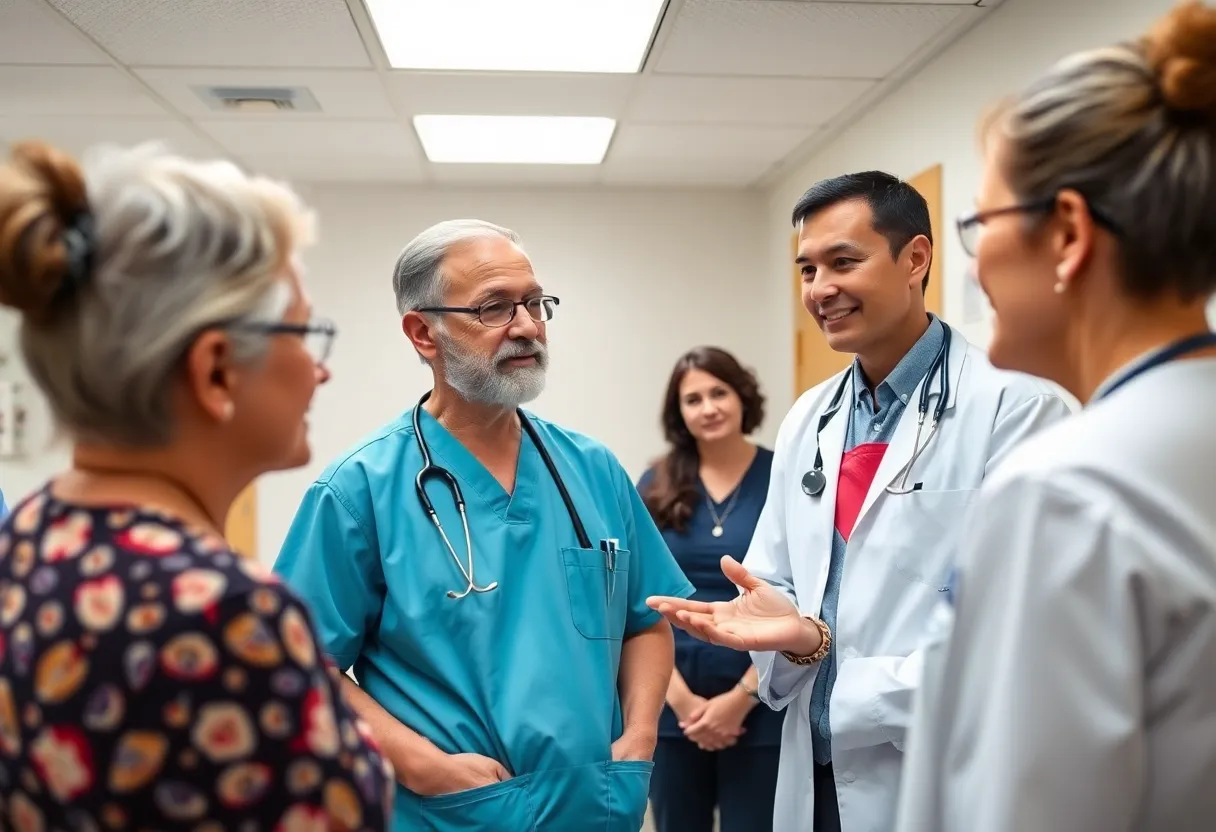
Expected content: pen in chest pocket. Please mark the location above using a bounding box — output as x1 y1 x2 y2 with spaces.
599 538 619 601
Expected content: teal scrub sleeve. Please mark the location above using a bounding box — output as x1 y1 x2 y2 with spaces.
619 465 695 636
273 480 385 671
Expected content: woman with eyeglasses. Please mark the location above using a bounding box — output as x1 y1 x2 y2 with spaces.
0 141 391 830
897 3 1216 830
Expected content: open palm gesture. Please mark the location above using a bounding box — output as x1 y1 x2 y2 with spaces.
647 556 818 655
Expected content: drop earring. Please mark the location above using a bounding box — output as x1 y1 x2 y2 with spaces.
1053 264 1069 294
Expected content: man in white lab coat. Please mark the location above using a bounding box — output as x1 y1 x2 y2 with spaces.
647 171 1071 832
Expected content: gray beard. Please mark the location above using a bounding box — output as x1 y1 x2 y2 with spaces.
439 333 549 408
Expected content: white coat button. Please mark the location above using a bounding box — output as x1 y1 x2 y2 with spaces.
842 647 858 659
841 770 856 784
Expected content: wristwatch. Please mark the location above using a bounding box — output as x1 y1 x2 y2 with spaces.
780 616 832 666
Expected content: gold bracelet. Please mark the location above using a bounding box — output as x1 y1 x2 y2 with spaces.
780 617 832 666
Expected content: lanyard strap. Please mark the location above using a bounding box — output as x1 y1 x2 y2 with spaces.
1095 332 1216 402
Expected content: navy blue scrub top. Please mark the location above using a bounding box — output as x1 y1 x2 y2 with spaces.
637 447 783 747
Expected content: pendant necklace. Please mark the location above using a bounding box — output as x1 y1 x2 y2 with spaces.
706 485 741 538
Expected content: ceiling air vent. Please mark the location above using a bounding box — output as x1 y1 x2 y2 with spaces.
193 85 322 114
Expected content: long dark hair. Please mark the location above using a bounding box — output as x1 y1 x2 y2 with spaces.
642 347 765 533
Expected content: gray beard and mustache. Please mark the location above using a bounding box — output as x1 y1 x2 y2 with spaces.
438 333 549 408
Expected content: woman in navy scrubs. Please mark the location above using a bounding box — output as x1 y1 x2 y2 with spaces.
638 346 783 832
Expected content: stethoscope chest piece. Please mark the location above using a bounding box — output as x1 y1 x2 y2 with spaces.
801 469 827 497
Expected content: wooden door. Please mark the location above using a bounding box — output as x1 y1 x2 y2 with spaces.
225 482 258 559
907 164 945 317
792 164 946 397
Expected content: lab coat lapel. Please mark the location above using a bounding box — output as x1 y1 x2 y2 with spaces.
943 325 968 410
816 375 851 546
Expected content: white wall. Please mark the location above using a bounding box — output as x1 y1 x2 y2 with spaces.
765 0 1183 352
0 184 784 563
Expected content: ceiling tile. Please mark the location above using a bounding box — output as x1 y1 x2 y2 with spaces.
610 123 810 163
0 66 168 116
0 116 219 158
386 72 636 119
629 76 876 126
197 119 419 160
600 157 768 188
785 0 975 3
0 0 110 65
44 0 371 68
135 69 396 120
428 163 602 187
239 153 426 184
654 0 969 78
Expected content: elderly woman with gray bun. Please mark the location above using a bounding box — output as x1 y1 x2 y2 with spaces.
0 141 392 829
898 3 1216 831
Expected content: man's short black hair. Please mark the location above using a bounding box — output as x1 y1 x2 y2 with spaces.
791 171 933 288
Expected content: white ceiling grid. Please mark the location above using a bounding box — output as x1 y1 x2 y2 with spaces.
0 0 995 189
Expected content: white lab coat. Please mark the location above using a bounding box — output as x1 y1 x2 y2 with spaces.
897 356 1216 832
744 326 1071 832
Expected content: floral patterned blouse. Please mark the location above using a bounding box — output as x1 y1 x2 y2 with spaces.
0 486 394 831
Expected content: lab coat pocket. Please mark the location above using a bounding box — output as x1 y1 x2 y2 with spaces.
562 546 631 640
885 488 977 590
605 760 654 831
418 774 537 831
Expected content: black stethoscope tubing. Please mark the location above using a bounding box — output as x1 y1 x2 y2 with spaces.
413 392 592 594
801 325 952 498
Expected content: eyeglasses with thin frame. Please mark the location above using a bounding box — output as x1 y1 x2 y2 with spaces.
416 295 560 328
229 317 338 365
956 196 1123 257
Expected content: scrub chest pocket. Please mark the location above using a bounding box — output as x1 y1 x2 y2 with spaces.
562 546 631 640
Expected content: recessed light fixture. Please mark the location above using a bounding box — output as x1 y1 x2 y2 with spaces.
413 115 617 165
365 0 667 73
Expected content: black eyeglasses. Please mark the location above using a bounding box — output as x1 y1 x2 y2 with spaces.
417 295 560 328
230 317 338 365
956 196 1123 257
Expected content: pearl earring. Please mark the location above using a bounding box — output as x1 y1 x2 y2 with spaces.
1054 264 1069 294
221 402 235 421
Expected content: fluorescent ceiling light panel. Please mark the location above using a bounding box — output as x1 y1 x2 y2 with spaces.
365 0 667 73
413 115 616 165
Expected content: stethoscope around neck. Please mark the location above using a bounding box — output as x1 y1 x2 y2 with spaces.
412 391 592 599
801 325 953 498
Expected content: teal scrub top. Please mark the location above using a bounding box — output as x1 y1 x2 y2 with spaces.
274 408 695 831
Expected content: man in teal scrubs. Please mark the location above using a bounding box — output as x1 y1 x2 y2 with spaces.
275 218 695 831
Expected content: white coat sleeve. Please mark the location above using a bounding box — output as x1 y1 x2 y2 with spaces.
743 417 816 710
897 475 1145 832
829 391 1071 751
